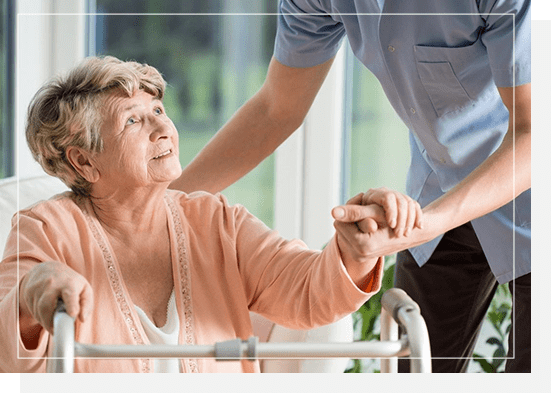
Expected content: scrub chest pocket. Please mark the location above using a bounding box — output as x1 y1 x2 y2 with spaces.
414 40 494 117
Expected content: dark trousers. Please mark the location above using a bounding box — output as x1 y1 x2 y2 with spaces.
395 222 531 373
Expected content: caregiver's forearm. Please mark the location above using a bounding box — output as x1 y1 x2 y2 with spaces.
424 125 530 238
423 84 531 238
172 92 298 194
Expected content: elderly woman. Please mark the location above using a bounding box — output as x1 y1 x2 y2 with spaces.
0 56 422 373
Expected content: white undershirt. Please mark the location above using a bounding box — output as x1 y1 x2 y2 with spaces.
134 289 181 373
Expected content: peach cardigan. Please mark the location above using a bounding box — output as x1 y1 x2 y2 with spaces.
0 190 383 373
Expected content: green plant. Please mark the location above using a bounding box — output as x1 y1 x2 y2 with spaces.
471 284 512 373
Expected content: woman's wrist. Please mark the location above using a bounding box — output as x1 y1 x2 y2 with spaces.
345 256 382 292
336 234 380 290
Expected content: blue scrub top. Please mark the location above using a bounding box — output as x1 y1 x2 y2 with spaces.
274 0 531 283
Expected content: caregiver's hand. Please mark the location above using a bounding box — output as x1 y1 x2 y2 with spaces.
332 188 423 236
331 188 424 263
19 261 93 337
361 187 423 237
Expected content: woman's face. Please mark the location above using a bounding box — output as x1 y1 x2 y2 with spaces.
92 90 181 191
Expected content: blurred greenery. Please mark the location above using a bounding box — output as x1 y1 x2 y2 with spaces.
471 284 512 373
345 57 408 373
346 262 513 373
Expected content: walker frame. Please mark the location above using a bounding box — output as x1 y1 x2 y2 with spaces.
46 288 431 373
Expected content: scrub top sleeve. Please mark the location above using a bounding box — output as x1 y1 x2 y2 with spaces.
480 0 531 87
274 0 346 67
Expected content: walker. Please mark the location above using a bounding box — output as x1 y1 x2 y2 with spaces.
46 288 431 373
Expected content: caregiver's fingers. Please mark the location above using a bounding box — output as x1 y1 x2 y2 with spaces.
346 193 364 206
404 197 423 236
363 188 423 236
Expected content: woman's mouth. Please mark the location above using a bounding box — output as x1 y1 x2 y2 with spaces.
152 149 172 159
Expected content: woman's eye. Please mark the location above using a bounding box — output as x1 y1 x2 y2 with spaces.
126 117 136 126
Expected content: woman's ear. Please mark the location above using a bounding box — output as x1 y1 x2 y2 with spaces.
66 147 100 183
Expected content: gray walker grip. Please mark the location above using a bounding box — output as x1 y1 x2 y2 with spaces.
381 288 420 324
214 336 258 361
46 298 75 373
380 288 431 373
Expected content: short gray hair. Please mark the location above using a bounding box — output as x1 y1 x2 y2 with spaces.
26 55 166 196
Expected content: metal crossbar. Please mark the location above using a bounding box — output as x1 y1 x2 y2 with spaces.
46 288 431 373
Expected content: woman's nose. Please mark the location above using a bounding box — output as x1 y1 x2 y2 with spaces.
149 117 174 141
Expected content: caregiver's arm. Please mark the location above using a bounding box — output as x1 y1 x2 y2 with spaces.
423 83 531 235
355 83 531 257
171 56 334 194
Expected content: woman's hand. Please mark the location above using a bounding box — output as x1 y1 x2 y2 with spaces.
331 188 432 262
19 261 93 336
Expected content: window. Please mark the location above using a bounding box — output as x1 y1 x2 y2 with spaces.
90 1 277 227
346 46 410 199
0 0 15 179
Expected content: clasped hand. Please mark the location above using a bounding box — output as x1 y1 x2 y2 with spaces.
332 187 424 265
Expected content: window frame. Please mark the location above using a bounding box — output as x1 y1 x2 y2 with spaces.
14 0 87 179
274 44 348 249
1 0 16 178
